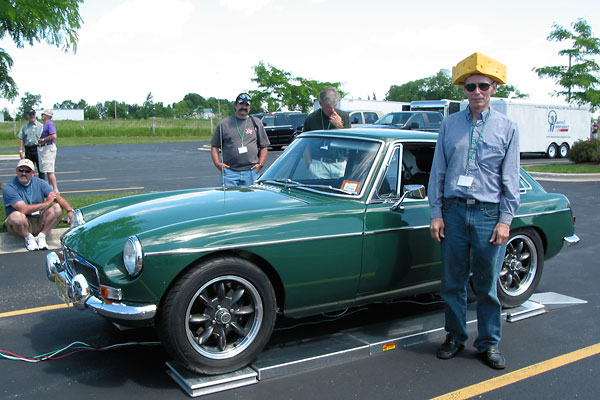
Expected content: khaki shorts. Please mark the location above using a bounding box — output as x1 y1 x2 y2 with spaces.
4 214 45 236
38 143 56 173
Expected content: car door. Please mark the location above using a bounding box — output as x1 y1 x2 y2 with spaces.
358 141 441 297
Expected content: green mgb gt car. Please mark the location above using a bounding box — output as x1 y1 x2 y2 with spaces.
45 128 579 375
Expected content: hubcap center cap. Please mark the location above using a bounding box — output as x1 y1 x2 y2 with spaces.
215 308 232 324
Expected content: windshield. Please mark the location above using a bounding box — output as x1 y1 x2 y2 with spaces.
259 136 381 195
374 113 412 127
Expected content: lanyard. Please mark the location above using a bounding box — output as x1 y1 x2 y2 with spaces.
235 117 248 146
23 182 33 204
320 109 331 130
466 110 490 174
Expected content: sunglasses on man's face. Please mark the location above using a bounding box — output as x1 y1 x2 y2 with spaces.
18 168 33 173
464 82 494 92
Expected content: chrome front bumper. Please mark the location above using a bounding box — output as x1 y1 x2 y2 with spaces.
45 252 156 321
563 234 580 246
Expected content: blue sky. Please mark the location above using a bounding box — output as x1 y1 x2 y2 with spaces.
1 0 598 114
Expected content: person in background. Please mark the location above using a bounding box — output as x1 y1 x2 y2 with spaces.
210 93 270 186
3 159 74 251
18 109 45 180
303 87 351 132
428 53 520 370
39 110 59 192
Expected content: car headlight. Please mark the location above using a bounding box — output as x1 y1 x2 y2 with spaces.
123 236 143 278
70 209 85 228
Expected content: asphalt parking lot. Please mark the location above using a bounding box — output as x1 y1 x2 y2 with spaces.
0 143 599 399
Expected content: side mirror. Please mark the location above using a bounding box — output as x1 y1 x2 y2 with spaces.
390 184 426 211
409 122 419 130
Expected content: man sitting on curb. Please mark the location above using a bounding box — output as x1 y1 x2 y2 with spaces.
2 159 74 251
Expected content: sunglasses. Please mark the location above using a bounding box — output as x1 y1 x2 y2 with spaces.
464 82 494 92
18 168 33 173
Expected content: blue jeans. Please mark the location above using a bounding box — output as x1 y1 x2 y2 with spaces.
223 168 259 186
440 198 507 352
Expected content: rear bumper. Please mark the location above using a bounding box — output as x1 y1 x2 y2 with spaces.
45 251 156 322
563 234 580 246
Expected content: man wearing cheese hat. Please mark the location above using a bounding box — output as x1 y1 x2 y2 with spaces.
428 52 520 370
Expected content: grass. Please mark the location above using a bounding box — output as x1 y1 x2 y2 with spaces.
1 192 138 232
523 163 600 173
0 118 215 149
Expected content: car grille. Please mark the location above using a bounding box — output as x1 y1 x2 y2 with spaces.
62 246 101 294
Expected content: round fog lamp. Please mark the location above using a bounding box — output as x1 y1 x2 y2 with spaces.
123 236 143 277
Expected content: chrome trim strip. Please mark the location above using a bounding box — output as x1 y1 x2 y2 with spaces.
145 231 364 256
365 225 430 235
514 208 572 219
563 234 580 246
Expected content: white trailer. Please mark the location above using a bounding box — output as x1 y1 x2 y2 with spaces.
460 98 591 158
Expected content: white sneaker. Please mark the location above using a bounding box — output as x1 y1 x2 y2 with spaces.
36 233 49 250
25 235 39 251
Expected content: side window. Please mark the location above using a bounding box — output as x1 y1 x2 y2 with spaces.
411 114 425 128
376 147 400 199
351 112 363 124
401 145 435 194
364 112 379 124
426 113 443 126
262 116 274 127
275 115 290 126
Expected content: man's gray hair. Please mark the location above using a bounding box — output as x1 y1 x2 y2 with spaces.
319 87 340 107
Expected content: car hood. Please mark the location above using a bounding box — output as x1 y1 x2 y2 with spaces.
63 186 312 265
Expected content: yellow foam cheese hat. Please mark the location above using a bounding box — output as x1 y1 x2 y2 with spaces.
451 52 506 85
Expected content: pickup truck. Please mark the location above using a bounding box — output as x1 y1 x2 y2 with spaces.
367 111 443 133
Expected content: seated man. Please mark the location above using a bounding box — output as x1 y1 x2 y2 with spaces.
3 159 74 251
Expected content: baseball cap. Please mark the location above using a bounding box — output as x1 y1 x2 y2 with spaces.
41 109 53 117
26 109 36 115
17 159 35 171
236 93 252 104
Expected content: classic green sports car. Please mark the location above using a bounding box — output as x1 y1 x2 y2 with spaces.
45 128 579 375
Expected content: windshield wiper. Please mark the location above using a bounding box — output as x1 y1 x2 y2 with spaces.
301 184 356 195
259 179 355 194
259 178 304 187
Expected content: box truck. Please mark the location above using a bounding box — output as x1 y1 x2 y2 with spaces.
460 98 591 158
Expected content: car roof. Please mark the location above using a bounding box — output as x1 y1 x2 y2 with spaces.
300 127 439 142
383 111 441 115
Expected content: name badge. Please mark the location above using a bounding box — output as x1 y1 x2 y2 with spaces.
238 146 248 154
457 175 474 187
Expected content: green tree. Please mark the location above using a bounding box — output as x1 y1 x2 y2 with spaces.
17 92 41 118
534 18 600 111
386 70 464 102
492 84 529 99
84 105 99 120
0 0 84 100
251 61 345 113
54 99 77 109
387 69 528 101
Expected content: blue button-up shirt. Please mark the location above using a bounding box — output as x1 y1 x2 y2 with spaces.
428 106 520 225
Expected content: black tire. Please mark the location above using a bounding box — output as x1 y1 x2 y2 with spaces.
158 256 276 375
497 228 544 308
546 143 558 159
559 143 570 158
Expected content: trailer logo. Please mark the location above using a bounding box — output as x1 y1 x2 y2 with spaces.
547 110 569 133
